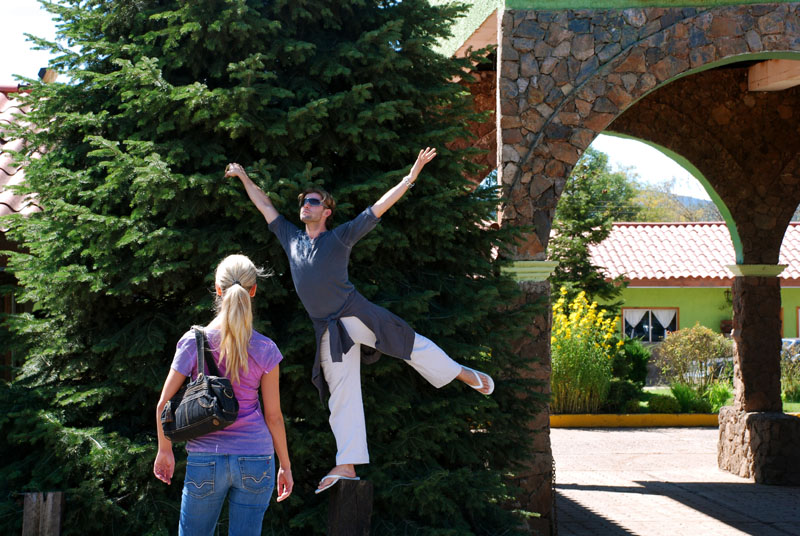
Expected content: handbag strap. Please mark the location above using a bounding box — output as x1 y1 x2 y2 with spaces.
193 327 223 378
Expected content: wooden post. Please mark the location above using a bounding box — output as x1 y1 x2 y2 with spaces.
22 492 64 536
327 480 373 536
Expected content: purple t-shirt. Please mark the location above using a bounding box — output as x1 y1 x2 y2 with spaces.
170 328 283 455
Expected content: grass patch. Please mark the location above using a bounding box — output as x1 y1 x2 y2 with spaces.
785 402 800 413
643 386 800 413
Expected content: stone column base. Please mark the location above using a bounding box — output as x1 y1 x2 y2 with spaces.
718 406 800 485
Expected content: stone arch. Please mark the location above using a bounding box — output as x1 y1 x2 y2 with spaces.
601 131 742 256
606 60 800 264
498 3 800 261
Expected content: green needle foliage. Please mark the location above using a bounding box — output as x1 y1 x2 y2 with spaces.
0 1 544 534
548 148 639 310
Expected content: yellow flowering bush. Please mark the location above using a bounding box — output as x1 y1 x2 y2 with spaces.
551 289 622 413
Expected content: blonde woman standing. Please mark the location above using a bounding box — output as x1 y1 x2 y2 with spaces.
154 254 292 535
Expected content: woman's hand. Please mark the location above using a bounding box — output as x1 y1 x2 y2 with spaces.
276 466 294 502
153 448 175 485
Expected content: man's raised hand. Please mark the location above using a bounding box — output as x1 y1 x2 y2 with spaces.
225 162 247 180
408 147 437 183
226 162 280 224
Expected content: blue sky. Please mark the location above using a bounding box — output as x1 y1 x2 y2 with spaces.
1 0 709 200
1 0 58 84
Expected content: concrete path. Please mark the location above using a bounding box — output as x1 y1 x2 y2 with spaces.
552 428 800 536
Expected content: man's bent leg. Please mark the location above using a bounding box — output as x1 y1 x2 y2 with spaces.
320 328 370 465
337 316 461 389
407 333 462 388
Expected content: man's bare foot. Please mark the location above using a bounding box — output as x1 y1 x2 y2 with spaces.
316 464 357 492
456 366 494 395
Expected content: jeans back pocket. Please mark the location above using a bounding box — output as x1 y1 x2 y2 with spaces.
184 461 216 499
238 455 273 494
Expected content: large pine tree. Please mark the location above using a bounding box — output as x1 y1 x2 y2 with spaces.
1 1 544 534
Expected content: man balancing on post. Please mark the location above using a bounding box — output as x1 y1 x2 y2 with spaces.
226 147 494 494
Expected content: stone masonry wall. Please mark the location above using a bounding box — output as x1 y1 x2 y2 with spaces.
511 280 554 536
731 276 783 412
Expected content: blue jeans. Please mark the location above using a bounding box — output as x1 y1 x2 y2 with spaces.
180 453 275 536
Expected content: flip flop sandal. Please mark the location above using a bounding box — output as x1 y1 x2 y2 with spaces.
315 474 360 494
464 366 495 395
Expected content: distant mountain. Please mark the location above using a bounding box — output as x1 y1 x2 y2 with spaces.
629 189 722 222
675 195 713 209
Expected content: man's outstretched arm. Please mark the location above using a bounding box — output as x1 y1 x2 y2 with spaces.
226 163 280 224
371 147 436 219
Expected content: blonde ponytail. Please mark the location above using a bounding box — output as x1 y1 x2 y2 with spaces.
213 255 262 384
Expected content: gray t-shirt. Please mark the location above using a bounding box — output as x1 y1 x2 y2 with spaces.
268 207 380 319
268 206 416 401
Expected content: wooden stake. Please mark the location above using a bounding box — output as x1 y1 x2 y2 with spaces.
327 480 373 536
22 492 64 536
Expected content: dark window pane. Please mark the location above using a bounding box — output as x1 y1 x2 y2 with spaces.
624 313 649 341
652 314 667 342
666 314 677 332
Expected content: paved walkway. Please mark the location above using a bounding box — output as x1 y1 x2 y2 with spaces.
552 428 800 536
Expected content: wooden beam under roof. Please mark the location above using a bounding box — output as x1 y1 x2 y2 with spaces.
453 10 497 58
748 59 800 91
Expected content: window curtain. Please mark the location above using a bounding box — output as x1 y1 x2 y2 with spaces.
652 309 677 331
623 309 647 330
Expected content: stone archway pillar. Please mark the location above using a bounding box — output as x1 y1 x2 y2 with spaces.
729 266 785 413
502 261 558 536
718 265 800 485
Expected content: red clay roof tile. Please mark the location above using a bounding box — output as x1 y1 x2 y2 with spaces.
589 222 800 286
0 88 38 220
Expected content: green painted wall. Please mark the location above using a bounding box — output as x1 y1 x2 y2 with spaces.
505 0 798 9
607 286 800 338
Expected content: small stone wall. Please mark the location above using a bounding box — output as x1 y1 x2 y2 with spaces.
718 406 800 485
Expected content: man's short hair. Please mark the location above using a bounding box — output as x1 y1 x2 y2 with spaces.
298 186 336 220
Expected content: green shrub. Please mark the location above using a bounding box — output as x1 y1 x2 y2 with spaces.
781 344 800 402
670 382 716 413
648 394 681 413
690 398 713 413
656 323 733 392
783 381 800 403
601 378 642 413
704 381 733 412
615 338 651 387
623 398 642 414
670 382 697 413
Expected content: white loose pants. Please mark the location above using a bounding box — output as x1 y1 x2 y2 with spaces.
319 316 463 465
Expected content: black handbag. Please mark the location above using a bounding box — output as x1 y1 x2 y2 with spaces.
160 327 239 442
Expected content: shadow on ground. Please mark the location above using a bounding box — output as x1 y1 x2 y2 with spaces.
555 492 637 536
557 480 800 536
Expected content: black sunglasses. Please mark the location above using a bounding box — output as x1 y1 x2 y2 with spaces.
300 197 324 207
